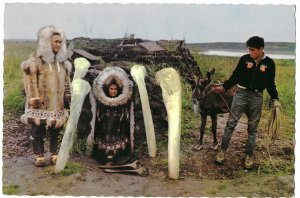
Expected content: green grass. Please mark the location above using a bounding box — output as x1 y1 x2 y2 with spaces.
4 41 37 115
181 79 200 137
97 56 106 64
72 137 87 155
45 162 87 176
273 59 295 116
192 50 239 82
4 84 25 112
3 184 20 195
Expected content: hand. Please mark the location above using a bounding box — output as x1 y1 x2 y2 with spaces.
212 85 224 93
272 99 282 110
29 97 42 109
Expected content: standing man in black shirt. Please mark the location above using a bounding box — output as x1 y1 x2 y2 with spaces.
212 36 281 169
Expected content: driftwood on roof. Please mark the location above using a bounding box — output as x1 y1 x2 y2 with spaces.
138 41 165 52
68 37 201 80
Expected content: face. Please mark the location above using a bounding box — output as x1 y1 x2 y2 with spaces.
108 84 118 97
191 69 215 113
192 77 210 112
248 47 264 60
192 83 205 102
51 34 62 54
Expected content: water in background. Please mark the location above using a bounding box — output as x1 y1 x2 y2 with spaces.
203 50 295 60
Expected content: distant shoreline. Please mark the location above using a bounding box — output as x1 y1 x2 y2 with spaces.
4 39 295 56
202 50 295 60
188 42 295 56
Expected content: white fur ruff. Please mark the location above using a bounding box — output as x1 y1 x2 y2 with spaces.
93 67 133 107
36 25 67 64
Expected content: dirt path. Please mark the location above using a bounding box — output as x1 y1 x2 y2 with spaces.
2 114 295 196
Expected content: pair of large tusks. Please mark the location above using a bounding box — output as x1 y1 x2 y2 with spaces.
130 65 157 157
55 58 91 173
131 65 181 179
155 68 182 180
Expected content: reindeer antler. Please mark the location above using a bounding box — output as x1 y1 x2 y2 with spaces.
178 40 202 86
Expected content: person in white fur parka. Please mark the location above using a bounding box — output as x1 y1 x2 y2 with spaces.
20 25 72 167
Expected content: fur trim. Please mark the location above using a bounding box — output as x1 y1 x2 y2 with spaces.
64 60 73 76
37 25 67 64
93 67 133 107
20 109 69 129
29 97 42 108
86 92 97 147
46 119 57 128
20 56 41 74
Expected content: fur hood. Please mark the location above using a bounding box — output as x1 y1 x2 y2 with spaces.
93 67 133 107
37 25 68 64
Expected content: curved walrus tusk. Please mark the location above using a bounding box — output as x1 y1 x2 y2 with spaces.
55 58 91 173
130 65 156 157
72 57 90 80
155 68 182 180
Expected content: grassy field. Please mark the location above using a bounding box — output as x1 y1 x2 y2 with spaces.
3 40 295 142
3 41 37 117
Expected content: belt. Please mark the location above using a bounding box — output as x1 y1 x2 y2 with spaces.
237 84 261 93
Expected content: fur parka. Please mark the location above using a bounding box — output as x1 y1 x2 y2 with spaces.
91 67 134 163
20 26 72 129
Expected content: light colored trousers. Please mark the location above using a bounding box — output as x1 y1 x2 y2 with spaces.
220 89 263 155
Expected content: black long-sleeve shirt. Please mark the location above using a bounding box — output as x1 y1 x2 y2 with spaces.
223 54 279 99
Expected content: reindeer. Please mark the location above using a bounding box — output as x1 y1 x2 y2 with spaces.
178 40 236 150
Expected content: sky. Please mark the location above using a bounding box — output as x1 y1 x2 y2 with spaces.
3 2 296 43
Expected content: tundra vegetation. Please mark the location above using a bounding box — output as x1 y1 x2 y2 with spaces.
3 40 295 196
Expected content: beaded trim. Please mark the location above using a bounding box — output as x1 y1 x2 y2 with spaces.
30 57 40 65
24 109 65 120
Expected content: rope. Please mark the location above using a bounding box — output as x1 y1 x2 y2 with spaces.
263 106 281 171
204 87 282 170
265 106 281 143
216 90 282 170
217 92 272 125
216 92 281 141
203 89 280 141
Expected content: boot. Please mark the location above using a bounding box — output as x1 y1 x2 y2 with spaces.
215 149 226 164
50 128 59 154
49 128 60 165
50 154 58 165
34 154 46 167
32 138 44 155
244 155 254 169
